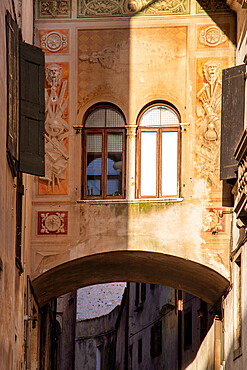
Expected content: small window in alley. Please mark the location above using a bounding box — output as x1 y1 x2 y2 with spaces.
184 309 192 349
138 338 142 363
150 321 162 358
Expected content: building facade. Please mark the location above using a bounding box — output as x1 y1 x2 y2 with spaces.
3 0 247 369
221 1 247 369
75 283 220 369
0 0 45 368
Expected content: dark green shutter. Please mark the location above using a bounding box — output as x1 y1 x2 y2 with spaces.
220 65 246 180
19 41 45 176
6 11 19 160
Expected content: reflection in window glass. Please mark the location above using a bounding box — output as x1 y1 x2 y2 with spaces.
141 132 156 196
87 133 102 196
84 105 125 199
162 132 178 196
107 133 123 196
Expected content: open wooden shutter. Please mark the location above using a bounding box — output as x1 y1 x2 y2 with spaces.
6 11 19 161
220 65 246 180
19 41 45 176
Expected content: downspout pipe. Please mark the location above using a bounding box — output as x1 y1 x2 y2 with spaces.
177 290 183 370
124 283 130 370
22 174 28 367
26 275 30 369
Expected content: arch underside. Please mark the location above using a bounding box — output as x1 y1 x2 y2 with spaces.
32 251 229 307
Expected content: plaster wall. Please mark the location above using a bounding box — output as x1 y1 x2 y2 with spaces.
32 0 236 306
77 283 126 320
128 284 178 369
56 292 76 370
75 307 119 369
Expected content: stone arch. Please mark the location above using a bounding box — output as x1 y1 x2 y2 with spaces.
76 97 129 127
33 250 229 307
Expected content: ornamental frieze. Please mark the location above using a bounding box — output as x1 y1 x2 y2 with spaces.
40 30 69 53
38 211 68 234
78 0 189 18
38 0 71 18
79 38 180 73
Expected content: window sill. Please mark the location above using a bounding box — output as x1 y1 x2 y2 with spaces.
77 198 183 205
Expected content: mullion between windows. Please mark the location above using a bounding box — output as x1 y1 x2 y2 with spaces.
157 129 162 198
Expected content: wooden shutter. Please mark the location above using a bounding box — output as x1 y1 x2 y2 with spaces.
19 41 45 176
220 65 246 180
6 11 19 160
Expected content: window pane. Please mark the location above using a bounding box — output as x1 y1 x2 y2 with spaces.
87 133 102 196
141 132 156 196
107 133 123 196
85 107 125 128
140 107 160 126
106 109 125 127
85 109 105 127
160 108 179 126
140 106 179 127
162 132 178 196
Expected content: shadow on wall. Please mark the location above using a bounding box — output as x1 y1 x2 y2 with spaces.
197 0 236 47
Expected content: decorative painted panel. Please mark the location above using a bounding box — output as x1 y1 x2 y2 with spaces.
38 0 71 18
202 208 225 233
197 24 229 49
38 211 68 234
78 27 187 118
195 58 229 188
38 62 69 195
196 0 230 13
39 30 69 53
78 0 190 18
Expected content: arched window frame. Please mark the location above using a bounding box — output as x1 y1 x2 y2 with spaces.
136 102 181 199
82 103 126 199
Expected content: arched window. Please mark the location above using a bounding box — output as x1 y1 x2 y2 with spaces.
82 104 126 199
137 104 180 198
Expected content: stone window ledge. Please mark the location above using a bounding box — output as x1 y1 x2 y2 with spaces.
77 198 184 205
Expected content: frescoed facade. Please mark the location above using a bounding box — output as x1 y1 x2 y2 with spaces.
3 0 247 368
